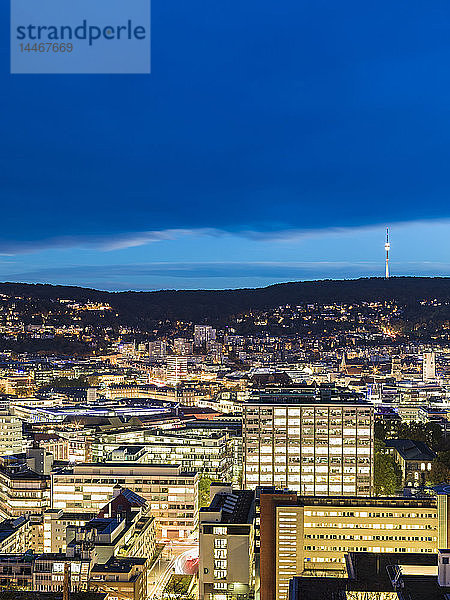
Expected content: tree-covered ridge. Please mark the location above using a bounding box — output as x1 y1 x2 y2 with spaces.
1 276 450 324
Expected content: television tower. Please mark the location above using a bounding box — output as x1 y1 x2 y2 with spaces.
385 227 390 279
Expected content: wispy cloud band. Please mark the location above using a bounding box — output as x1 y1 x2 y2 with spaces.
1 218 449 255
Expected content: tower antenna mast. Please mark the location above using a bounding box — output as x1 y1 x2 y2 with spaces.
385 227 390 279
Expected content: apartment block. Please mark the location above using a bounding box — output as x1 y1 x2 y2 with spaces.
243 385 374 495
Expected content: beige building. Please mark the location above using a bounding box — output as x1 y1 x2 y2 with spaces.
89 557 149 600
260 491 442 600
199 485 255 600
0 413 24 456
51 463 198 539
0 465 50 518
43 510 97 554
0 516 35 553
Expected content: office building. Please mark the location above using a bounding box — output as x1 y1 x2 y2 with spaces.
106 430 234 482
194 326 216 347
199 484 256 600
259 490 443 600
149 340 167 359
0 554 35 589
289 550 445 600
51 463 198 540
0 413 24 456
33 553 92 592
423 351 436 381
243 384 374 495
173 338 194 356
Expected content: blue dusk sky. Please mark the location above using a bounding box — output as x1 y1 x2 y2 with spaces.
2 1 450 290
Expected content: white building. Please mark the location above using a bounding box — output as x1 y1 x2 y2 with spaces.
166 356 188 385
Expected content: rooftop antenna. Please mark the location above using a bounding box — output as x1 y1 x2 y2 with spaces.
385 227 390 279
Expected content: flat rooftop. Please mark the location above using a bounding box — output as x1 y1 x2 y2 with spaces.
201 490 254 524
290 552 445 600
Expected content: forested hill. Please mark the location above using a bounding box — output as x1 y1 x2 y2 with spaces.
0 277 450 323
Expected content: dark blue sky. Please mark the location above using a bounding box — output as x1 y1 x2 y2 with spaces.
2 0 450 289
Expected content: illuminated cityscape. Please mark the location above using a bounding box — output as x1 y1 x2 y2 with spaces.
0 279 445 598
3 0 450 597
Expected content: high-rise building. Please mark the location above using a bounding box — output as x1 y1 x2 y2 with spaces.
194 325 216 347
391 355 402 380
166 356 188 385
173 338 194 356
423 351 436 381
149 340 167 359
243 385 374 496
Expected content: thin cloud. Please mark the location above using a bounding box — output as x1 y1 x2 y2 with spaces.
0 218 449 255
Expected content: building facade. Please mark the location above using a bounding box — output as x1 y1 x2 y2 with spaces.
0 413 24 456
51 463 198 540
259 490 443 600
0 466 50 519
199 485 255 600
106 430 234 482
243 386 374 495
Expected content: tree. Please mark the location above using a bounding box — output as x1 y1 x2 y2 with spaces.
374 441 402 495
39 376 89 390
429 459 450 485
199 476 212 508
